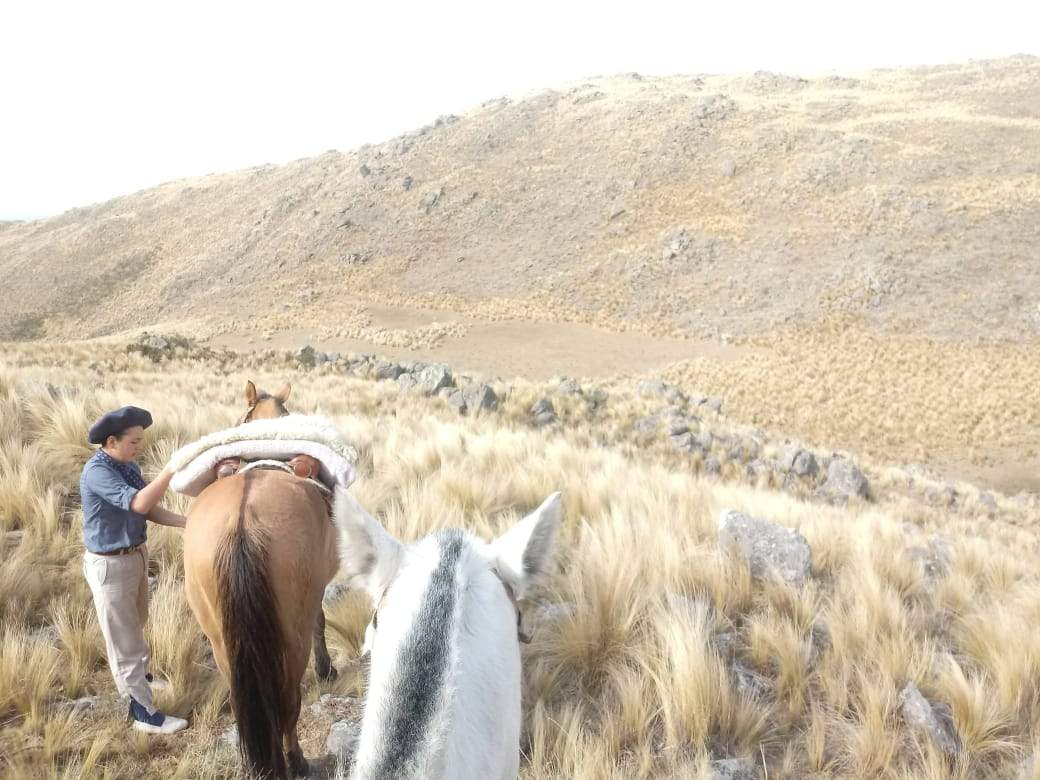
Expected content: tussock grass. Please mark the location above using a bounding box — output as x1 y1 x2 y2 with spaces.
0 345 1038 778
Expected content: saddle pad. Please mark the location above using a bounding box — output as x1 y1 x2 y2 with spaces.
167 414 357 497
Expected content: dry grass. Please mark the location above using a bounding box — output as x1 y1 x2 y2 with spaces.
0 343 1038 778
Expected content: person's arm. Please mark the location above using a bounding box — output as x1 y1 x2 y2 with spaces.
148 505 187 528
129 467 175 515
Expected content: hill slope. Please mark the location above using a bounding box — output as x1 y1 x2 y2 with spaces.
2 56 1039 343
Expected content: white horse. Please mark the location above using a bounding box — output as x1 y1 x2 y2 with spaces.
331 487 562 780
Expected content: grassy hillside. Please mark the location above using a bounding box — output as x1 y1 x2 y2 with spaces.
1 343 1037 778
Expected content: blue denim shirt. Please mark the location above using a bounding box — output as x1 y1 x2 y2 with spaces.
80 452 147 553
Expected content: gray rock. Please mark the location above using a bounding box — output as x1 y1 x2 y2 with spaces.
909 536 952 583
745 459 774 482
700 397 724 414
634 415 659 435
418 187 443 214
446 389 467 414
822 458 870 501
719 510 812 586
731 662 769 702
313 351 330 366
926 485 958 508
326 719 361 759
417 365 453 395
727 439 759 463
402 175 413 190
692 430 714 452
665 418 689 437
373 360 404 381
462 383 498 414
704 456 722 476
978 492 999 516
141 334 170 351
556 378 582 395
587 388 609 406
311 693 358 718
659 404 688 420
65 695 100 715
898 682 961 756
31 624 61 645
397 373 418 393
637 379 669 398
530 399 556 427
711 757 760 780
782 447 819 477
221 723 239 748
670 432 696 452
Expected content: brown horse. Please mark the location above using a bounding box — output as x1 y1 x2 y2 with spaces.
184 381 340 778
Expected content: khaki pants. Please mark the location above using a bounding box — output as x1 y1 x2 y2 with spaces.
83 546 154 713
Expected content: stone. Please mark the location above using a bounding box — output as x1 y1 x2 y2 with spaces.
704 456 722 476
898 682 962 756
418 187 443 213
462 383 498 414
665 418 689 437
719 510 812 586
821 458 870 502
782 447 819 477
221 723 239 748
141 334 170 351
556 378 582 395
397 373 418 393
65 695 100 715
633 415 659 435
909 535 952 584
730 662 769 702
692 430 714 451
700 397 724 414
326 719 361 760
978 492 998 516
670 432 696 452
417 364 453 395
446 389 467 414
373 360 404 380
531 399 557 427
711 757 760 780
637 378 669 397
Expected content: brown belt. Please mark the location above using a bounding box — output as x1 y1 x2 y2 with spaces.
92 543 144 556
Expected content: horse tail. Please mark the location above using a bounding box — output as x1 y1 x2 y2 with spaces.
215 497 288 780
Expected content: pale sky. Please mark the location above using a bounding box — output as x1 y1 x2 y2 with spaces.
1 0 1036 220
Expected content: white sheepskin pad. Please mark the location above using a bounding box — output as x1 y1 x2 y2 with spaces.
167 414 358 497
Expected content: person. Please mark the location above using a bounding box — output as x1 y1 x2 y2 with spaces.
80 405 189 735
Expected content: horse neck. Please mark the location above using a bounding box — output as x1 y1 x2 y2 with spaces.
354 531 520 780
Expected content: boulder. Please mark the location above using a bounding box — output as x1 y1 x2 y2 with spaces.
719 510 812 586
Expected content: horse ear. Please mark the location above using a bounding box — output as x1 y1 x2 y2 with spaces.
491 492 562 600
245 380 257 407
274 383 291 404
332 486 402 602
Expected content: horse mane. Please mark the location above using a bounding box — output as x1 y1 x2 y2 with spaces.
365 529 473 778
215 472 289 779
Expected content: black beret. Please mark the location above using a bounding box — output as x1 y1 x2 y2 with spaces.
88 406 153 445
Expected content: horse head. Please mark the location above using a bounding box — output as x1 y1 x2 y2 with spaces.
241 380 291 423
332 488 562 779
